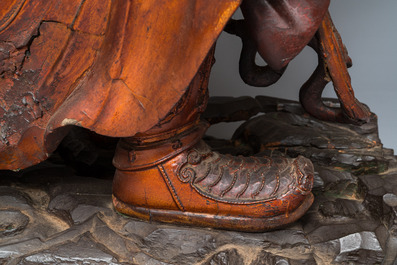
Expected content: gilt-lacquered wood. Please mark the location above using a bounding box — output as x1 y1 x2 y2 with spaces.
0 0 241 169
0 0 370 171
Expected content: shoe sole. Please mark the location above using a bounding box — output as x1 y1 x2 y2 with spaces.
112 193 314 232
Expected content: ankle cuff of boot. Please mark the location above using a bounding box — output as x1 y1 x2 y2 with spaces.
113 121 208 171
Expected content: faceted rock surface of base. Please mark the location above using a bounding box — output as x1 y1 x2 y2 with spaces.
0 96 396 264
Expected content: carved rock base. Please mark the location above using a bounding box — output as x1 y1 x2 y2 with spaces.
0 96 396 264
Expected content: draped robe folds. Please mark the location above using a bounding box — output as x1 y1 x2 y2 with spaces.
0 0 329 170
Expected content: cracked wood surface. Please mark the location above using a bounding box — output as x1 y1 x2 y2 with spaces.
0 0 241 170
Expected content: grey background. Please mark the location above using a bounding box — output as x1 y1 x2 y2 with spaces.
208 0 397 152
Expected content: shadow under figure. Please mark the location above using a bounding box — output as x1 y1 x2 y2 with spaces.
0 0 372 231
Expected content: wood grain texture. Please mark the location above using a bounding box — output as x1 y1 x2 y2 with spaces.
0 0 241 170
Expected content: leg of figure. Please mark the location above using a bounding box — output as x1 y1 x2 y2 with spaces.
112 48 315 232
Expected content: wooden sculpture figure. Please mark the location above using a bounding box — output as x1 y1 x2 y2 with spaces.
0 0 371 231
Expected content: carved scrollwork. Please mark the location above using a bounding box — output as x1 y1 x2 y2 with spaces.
178 167 196 183
187 150 202 165
178 148 212 183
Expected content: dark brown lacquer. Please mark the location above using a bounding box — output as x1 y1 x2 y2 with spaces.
0 0 372 231
227 0 371 124
299 12 372 124
240 0 330 71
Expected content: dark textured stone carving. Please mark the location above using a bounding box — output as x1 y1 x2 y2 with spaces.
204 249 244 265
0 210 29 237
0 96 395 264
20 235 123 265
335 232 384 264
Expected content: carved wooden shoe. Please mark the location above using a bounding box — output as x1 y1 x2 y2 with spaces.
112 122 314 232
